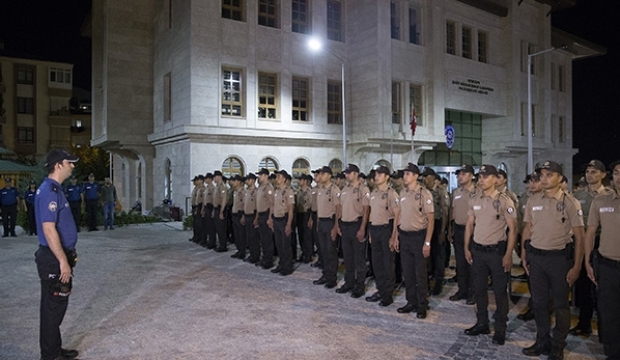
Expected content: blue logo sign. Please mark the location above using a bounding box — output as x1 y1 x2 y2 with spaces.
445 125 455 149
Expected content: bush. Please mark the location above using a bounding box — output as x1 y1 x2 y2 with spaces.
183 215 193 230
16 208 160 230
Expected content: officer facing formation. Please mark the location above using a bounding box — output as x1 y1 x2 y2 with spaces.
270 170 295 276
64 176 83 232
1 177 20 237
23 180 38 236
83 173 99 232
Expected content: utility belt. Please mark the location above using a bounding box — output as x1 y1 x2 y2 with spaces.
398 227 426 235
597 251 620 269
258 210 269 216
273 214 288 221
526 241 574 260
39 245 78 268
339 217 362 225
319 215 335 221
472 241 506 254
370 219 393 229
244 211 256 217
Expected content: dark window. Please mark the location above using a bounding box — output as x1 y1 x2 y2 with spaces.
17 97 34 114
258 0 278 28
18 127 34 144
446 21 456 55
409 7 419 44
292 77 309 121
478 31 487 63
327 1 342 42
327 81 342 124
292 0 310 34
17 67 34 84
462 27 472 59
222 0 243 21
390 2 400 40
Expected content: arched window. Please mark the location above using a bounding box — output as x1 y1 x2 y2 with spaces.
222 157 244 178
292 158 310 178
164 158 172 200
329 159 343 174
498 162 507 171
374 159 392 172
259 157 279 173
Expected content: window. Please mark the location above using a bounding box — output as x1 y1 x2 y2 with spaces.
258 72 277 119
551 62 557 90
478 31 487 63
259 157 279 172
292 0 310 34
222 157 244 177
163 73 171 122
17 97 34 114
462 27 472 59
222 0 243 21
327 80 342 124
222 68 243 117
292 158 310 177
410 84 423 126
390 2 400 40
558 65 565 92
292 77 309 122
329 159 343 174
18 127 34 144
327 1 342 42
391 82 401 124
258 0 278 28
558 116 565 143
522 42 537 74
446 21 456 55
17 67 34 85
418 111 482 166
49 67 72 85
408 6 420 45
164 159 172 199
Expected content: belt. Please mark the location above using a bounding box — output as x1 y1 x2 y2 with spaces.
319 215 335 220
258 210 269 216
452 222 466 229
398 227 426 235
340 217 362 224
527 244 566 257
244 212 256 216
273 215 288 221
232 212 243 217
370 220 393 229
599 254 620 269
473 241 505 253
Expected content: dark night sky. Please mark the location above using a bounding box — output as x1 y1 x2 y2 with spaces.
0 0 617 172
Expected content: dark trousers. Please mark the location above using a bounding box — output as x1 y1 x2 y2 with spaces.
369 222 395 302
69 201 81 232
192 205 204 243
527 246 572 350
317 217 338 284
574 257 595 328
257 212 274 266
430 219 445 283
472 243 509 332
232 213 246 256
85 199 98 230
295 212 306 260
273 216 293 273
205 204 216 248
312 212 321 263
27 203 37 235
1 204 17 235
597 257 620 360
213 206 227 250
399 228 428 308
453 222 473 296
35 246 72 360
196 210 207 245
340 219 367 289
245 213 260 261
298 212 313 261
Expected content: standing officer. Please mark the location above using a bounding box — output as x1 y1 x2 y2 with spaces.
64 176 82 232
448 164 476 304
212 170 229 252
584 160 620 360
270 170 295 276
496 169 519 205
189 175 203 243
35 149 80 360
193 175 207 246
296 174 314 263
334 172 346 190
83 173 99 231
365 165 400 306
201 173 216 249
309 170 322 268
230 175 246 260
462 165 517 346
23 180 38 236
570 159 610 336
422 167 447 295
1 177 19 237
100 177 117 230
394 163 434 318
255 168 275 269
521 161 585 360
336 164 370 298
312 166 342 288
242 173 259 263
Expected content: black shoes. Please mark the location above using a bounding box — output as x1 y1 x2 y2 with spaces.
416 308 427 319
335 284 354 294
365 292 381 302
244 257 260 264
324 282 337 289
279 270 293 276
466 295 476 305
431 283 443 296
271 267 283 274
568 325 592 337
215 247 228 253
231 252 245 259
464 323 491 336
311 261 323 269
548 348 564 360
397 303 417 314
351 288 365 298
260 263 274 270
517 308 535 321
379 298 393 307
313 277 328 285
449 293 467 301
522 342 552 357
492 331 505 345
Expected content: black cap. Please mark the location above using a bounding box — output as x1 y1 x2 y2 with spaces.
230 174 244 182
257 168 270 175
343 164 360 174
197 175 205 181
359 172 367 179
375 165 390 176
192 176 199 181
402 163 420 174
4 177 11 182
245 173 257 180
29 179 36 185
577 177 586 185
70 175 77 180
213 170 223 177
275 169 291 178
523 174 531 184
45 149 79 167
334 172 345 179
205 172 214 179
586 159 606 172
538 161 563 175
421 167 437 178
497 169 508 179
455 164 475 175
609 160 620 172
478 164 499 176
317 166 333 175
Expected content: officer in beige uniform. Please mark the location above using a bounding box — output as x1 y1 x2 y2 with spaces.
336 164 370 298
190 175 202 243
496 169 519 206
229 175 246 260
201 173 216 249
584 160 620 360
521 161 585 360
254 168 275 269
312 166 341 288
242 173 260 264
448 164 476 304
212 171 229 252
462 165 517 346
270 170 296 276
296 174 314 263
309 170 322 268
365 165 400 307
394 163 434 319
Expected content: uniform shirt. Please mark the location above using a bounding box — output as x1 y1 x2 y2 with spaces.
273 185 295 218
64 184 83 202
35 178 77 250
83 181 99 200
524 189 584 250
256 182 275 213
340 182 370 222
398 185 434 231
451 184 476 225
202 183 214 206
100 184 117 203
310 186 318 212
369 187 399 225
316 183 341 218
468 189 516 245
24 189 36 205
0 187 19 206
212 182 228 209
196 185 205 207
295 187 310 213
498 186 519 206
243 184 257 215
588 191 620 261
191 186 199 206
518 191 533 233
573 185 611 228
438 187 451 213
232 187 245 214
430 188 443 220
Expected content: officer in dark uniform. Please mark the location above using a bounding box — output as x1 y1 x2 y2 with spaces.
521 161 585 360
1 177 19 237
212 170 229 252
585 160 620 360
24 180 38 236
270 170 295 275
64 176 83 232
35 149 80 360
230 175 246 259
255 168 275 269
83 173 99 231
463 165 517 346
201 173 216 249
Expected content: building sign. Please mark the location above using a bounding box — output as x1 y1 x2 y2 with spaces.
445 125 455 149
450 77 495 95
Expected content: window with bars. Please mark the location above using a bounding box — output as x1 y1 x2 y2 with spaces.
222 0 243 21
18 126 34 144
410 84 423 126
292 77 309 122
462 27 472 59
329 159 343 174
222 157 245 177
390 2 400 40
391 82 401 124
446 21 456 55
327 1 342 42
327 80 342 124
17 67 34 85
258 0 278 28
17 97 34 114
259 157 279 172
258 72 277 119
478 31 487 63
292 158 310 177
222 68 243 117
292 0 310 34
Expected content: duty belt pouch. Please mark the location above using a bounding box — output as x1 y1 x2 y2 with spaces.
65 249 78 268
51 277 72 297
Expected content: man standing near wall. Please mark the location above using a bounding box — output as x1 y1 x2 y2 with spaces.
100 177 117 230
83 173 99 232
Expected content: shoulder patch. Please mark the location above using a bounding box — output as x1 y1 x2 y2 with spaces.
48 201 58 212
426 199 432 205
578 209 583 216
507 207 514 214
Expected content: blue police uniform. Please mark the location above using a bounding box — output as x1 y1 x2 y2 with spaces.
64 183 83 232
83 181 99 231
24 189 37 235
1 185 20 237
34 177 78 360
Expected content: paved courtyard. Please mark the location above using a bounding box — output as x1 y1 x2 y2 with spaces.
0 223 604 360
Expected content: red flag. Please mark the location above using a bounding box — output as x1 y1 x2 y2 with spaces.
410 107 417 137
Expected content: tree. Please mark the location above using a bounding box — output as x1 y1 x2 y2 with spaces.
71 145 109 181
